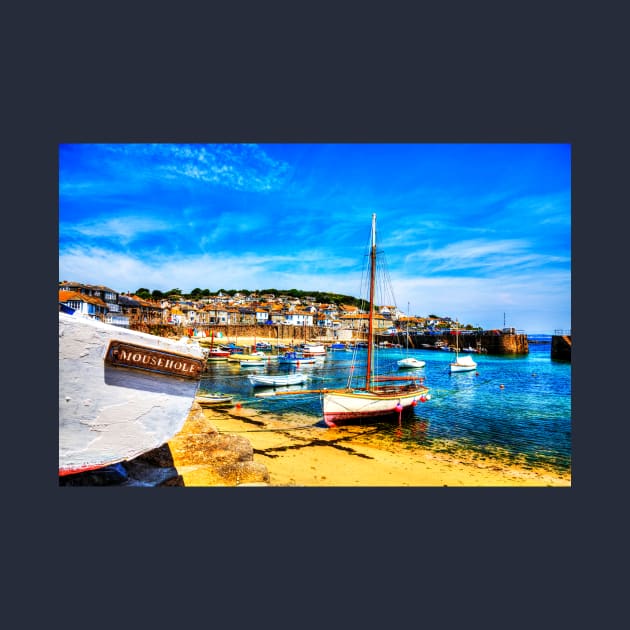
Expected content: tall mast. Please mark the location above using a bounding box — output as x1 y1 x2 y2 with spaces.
365 213 376 389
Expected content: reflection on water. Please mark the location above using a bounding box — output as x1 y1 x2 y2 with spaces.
200 343 571 475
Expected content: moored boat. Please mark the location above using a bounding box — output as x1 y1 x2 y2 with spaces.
277 351 317 365
321 214 430 426
397 357 426 369
299 343 327 356
243 214 431 427
248 373 309 387
397 303 426 370
450 354 478 372
239 359 267 367
206 347 231 360
228 351 267 362
449 326 478 372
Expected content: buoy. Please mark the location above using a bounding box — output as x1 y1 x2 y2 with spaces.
499 384 504 389
475 372 479 376
425 394 431 400
235 402 242 408
420 395 426 402
411 399 418 406
395 403 403 412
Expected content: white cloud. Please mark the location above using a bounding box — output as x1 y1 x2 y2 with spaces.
59 215 175 244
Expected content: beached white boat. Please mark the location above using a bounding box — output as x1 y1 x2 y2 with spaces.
59 311 205 477
247 373 309 387
449 327 478 373
195 392 234 406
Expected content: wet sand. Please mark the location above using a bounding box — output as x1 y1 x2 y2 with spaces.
193 403 571 487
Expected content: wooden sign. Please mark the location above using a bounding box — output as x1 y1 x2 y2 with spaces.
105 340 203 380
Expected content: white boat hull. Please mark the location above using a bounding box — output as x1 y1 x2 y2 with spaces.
195 393 233 407
323 386 430 426
59 312 204 476
277 354 316 365
397 357 426 369
450 355 477 372
300 344 326 356
248 373 309 387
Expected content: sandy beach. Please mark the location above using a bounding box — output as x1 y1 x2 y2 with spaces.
170 401 571 488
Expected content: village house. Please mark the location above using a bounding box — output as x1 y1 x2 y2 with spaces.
59 289 109 321
255 307 271 325
283 310 314 326
339 312 390 333
117 294 163 326
203 305 230 325
236 307 257 326
59 281 122 318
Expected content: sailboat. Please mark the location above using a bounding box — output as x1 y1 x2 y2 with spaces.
321 214 430 427
397 303 425 369
253 214 430 426
203 331 230 360
449 323 477 373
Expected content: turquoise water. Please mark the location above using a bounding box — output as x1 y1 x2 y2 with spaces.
200 338 571 475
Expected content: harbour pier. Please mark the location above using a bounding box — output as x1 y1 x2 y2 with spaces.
551 331 572 361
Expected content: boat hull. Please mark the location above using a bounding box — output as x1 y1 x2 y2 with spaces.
450 355 477 372
248 374 308 387
195 394 233 407
59 313 204 476
277 353 316 365
322 387 429 427
450 364 477 372
397 358 426 369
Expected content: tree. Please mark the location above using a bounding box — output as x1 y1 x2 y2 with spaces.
135 288 151 300
151 289 165 300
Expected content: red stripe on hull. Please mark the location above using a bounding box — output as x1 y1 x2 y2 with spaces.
324 405 415 427
59 462 117 477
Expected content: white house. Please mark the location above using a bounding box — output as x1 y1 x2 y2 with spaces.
283 311 314 326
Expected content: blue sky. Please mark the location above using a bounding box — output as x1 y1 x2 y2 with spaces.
59 143 571 334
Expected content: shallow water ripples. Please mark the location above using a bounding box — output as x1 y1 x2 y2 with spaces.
201 345 571 474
